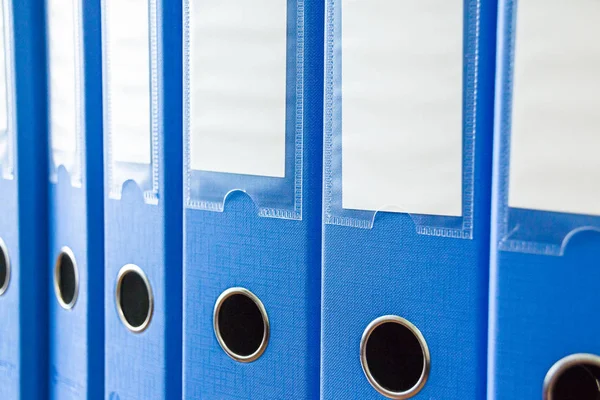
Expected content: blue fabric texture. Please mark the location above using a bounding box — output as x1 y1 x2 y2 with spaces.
0 164 20 400
490 232 600 399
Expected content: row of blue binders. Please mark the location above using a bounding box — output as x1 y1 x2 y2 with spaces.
0 0 598 399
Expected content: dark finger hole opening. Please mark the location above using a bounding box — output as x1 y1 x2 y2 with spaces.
361 317 430 399
0 239 9 295
54 249 78 309
550 362 600 400
117 266 153 332
215 289 269 362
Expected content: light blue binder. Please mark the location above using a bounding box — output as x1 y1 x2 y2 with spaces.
0 0 49 398
101 0 182 398
489 1 600 399
321 1 497 398
0 2 21 398
46 0 104 398
182 0 323 398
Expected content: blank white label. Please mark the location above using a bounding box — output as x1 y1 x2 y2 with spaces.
48 0 80 160
509 0 600 216
0 2 8 136
104 0 152 164
189 0 287 178
0 0 12 177
341 0 463 216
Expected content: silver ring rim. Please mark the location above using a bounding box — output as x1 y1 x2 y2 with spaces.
213 287 270 363
0 237 10 296
115 264 154 333
360 315 431 399
53 246 79 310
543 353 600 400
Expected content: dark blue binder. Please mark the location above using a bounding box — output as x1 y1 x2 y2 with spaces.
0 0 49 398
46 0 104 398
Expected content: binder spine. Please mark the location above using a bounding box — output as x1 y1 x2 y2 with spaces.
12 0 49 398
182 0 322 398
47 0 104 397
160 0 183 396
320 0 497 398
83 0 104 397
103 0 181 398
489 2 600 399
0 0 19 397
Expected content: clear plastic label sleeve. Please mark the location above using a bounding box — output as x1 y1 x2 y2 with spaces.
325 0 481 238
0 0 15 180
184 0 304 219
47 0 83 186
497 0 600 255
102 0 158 202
